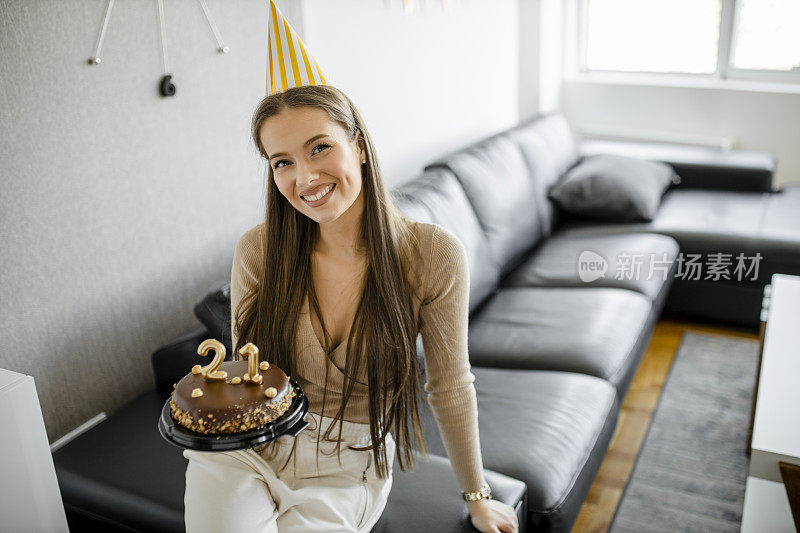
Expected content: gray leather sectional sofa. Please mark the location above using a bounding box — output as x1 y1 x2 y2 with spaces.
52 111 798 532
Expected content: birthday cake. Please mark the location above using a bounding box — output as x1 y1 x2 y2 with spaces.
169 339 295 434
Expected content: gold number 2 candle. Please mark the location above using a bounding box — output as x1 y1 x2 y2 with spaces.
197 339 227 381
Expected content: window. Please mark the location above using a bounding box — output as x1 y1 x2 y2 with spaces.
730 0 800 72
578 0 800 84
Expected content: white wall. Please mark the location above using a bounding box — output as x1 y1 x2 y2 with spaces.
518 0 541 119
302 0 519 185
561 77 800 188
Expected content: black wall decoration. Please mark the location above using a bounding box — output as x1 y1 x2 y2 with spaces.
88 0 229 98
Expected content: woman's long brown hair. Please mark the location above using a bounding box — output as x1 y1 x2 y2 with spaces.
233 84 428 479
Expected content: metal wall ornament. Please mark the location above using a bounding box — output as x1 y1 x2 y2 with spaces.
88 0 229 98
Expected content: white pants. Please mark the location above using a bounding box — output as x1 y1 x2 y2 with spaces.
183 411 396 533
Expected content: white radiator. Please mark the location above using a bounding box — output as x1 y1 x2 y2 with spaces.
578 125 736 150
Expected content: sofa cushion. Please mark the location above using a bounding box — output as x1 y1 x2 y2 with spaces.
392 168 501 314
467 286 652 395
511 112 579 181
548 154 680 221
552 188 800 327
426 133 544 277
557 188 770 258
53 390 187 532
419 367 618 533
632 189 767 249
53 389 527 533
502 232 679 300
505 112 580 236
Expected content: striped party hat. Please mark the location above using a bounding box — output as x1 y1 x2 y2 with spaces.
266 0 332 96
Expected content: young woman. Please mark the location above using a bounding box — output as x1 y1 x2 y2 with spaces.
182 84 518 533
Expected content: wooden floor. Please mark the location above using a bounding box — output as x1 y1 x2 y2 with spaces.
571 319 760 533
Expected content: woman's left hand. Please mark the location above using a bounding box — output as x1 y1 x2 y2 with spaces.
467 498 519 533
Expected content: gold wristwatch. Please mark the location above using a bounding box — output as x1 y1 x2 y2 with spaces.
462 483 492 501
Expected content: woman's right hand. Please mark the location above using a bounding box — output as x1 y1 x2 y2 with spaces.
467 498 519 533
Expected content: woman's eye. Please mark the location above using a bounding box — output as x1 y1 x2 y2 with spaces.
272 144 329 169
312 143 330 155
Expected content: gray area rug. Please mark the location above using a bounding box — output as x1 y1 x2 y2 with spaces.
609 331 759 532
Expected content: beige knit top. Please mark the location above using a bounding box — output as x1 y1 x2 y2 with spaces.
229 219 487 493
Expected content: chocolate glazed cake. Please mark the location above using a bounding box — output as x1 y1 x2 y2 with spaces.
170 349 295 434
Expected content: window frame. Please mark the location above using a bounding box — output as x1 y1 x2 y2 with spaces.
575 0 800 86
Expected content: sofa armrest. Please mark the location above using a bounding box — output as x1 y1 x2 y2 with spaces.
371 453 527 533
577 139 776 193
151 325 210 396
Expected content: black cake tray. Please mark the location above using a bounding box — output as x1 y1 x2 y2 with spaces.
158 378 309 452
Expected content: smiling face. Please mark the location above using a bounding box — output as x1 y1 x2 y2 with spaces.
259 106 366 226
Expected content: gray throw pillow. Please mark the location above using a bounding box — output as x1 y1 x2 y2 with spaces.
548 154 681 221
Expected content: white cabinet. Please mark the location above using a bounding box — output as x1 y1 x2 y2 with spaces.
742 274 800 532
0 367 69 532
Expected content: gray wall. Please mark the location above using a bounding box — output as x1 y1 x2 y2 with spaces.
0 0 521 443
0 0 299 442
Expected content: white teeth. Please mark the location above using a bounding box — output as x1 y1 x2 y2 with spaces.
302 184 334 202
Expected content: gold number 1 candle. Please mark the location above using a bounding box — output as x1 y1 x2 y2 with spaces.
238 343 262 384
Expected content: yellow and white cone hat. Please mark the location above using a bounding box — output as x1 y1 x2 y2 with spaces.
266 0 332 96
